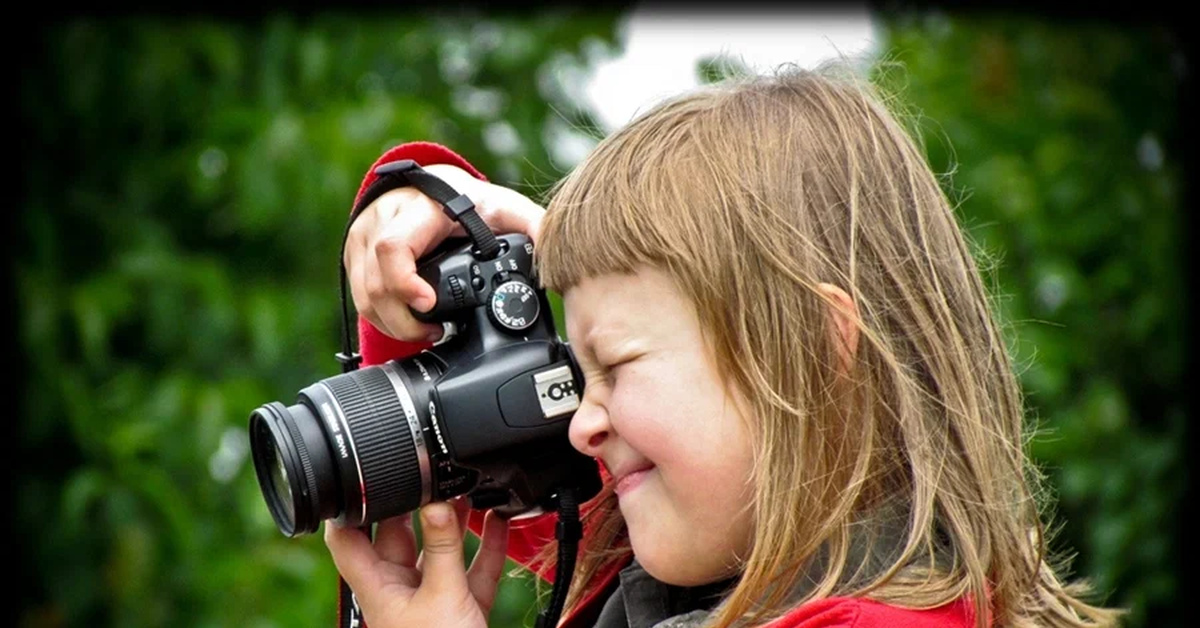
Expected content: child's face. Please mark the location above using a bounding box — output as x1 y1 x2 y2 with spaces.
564 265 755 586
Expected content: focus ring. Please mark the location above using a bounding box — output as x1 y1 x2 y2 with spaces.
326 368 423 521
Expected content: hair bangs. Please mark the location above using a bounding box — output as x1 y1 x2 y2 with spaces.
536 100 719 295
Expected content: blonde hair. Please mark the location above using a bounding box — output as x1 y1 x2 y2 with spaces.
531 61 1123 628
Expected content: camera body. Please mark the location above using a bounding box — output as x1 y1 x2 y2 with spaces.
404 233 596 512
249 232 600 537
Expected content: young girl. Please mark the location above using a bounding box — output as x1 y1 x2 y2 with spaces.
324 63 1123 628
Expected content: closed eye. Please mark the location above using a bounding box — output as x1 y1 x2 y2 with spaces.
581 360 622 389
581 362 614 388
601 355 640 385
603 362 621 385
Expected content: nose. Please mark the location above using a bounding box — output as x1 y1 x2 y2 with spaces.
568 396 611 457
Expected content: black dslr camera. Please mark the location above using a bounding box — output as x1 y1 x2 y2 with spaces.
247 160 601 539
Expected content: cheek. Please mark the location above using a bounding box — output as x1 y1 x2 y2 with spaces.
608 360 747 468
606 368 676 445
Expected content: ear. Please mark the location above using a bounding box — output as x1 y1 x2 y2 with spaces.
817 282 859 375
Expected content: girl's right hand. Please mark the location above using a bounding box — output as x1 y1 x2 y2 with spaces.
344 163 547 343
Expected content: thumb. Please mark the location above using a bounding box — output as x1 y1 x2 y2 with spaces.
417 502 469 593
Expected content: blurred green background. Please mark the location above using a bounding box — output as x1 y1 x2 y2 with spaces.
16 8 1185 628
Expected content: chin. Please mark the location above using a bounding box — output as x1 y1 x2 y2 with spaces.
631 542 723 587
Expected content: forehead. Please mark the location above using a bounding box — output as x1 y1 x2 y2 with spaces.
562 273 633 341
562 266 687 347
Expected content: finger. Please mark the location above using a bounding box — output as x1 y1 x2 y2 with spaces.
349 237 387 336
324 522 384 597
415 496 470 572
344 214 379 328
345 197 375 272
370 221 458 343
374 513 418 567
454 496 471 539
415 502 469 594
360 239 397 338
467 509 511 613
372 290 445 344
374 196 455 309
365 228 443 342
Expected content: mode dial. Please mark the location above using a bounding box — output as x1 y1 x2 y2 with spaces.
488 280 539 331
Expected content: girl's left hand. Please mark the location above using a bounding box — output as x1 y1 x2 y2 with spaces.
324 497 511 628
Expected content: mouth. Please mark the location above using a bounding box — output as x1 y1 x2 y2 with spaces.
614 464 655 496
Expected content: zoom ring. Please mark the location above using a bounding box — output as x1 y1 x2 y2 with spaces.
326 368 424 521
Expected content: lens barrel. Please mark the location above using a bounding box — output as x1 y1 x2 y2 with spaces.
249 362 436 536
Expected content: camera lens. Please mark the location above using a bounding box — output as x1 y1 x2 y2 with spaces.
263 431 294 526
249 401 327 536
249 361 439 536
270 452 292 514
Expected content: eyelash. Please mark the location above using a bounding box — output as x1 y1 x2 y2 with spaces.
588 360 624 386
605 358 635 381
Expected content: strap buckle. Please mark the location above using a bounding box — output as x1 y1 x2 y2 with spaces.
373 159 418 176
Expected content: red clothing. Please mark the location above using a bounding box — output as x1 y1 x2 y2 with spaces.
349 142 979 628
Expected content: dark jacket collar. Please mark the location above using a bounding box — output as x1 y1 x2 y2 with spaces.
592 559 737 628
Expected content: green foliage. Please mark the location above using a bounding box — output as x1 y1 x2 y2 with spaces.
872 13 1183 626
19 11 622 628
17 9 1181 628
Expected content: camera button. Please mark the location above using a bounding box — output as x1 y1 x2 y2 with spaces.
447 275 466 308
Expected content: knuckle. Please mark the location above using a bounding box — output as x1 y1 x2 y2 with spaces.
347 215 368 239
364 272 387 302
387 186 423 205
475 198 497 224
421 535 461 555
374 234 406 258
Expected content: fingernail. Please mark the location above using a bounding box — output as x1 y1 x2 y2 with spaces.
424 503 451 527
424 325 444 343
